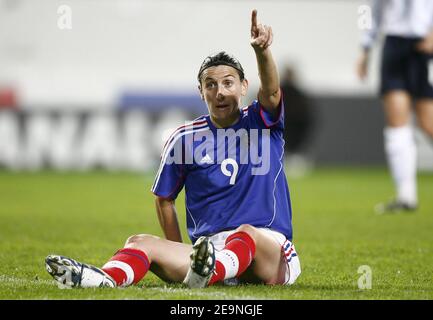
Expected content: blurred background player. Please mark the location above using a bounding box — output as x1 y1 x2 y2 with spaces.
357 0 433 213
280 65 315 178
44 10 301 289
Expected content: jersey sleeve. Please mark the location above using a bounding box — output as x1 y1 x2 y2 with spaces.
360 0 384 50
249 94 284 130
151 136 186 200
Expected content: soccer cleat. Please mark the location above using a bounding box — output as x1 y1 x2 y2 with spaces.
45 254 116 288
374 199 418 214
183 236 216 288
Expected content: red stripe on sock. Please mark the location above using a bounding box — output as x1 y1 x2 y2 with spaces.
209 231 256 285
209 260 226 285
224 231 256 277
102 248 150 286
102 267 128 286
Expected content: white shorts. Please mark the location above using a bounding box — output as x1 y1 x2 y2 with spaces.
208 228 301 285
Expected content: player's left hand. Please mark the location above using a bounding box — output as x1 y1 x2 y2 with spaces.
250 9 273 52
356 50 369 81
416 32 433 54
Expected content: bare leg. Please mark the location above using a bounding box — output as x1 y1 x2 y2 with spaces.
383 90 412 127
233 225 287 285
415 98 433 139
379 90 418 210
124 234 192 283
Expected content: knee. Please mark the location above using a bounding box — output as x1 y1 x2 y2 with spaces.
125 234 160 248
235 224 257 240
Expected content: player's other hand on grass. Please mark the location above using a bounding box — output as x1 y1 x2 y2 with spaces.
250 9 273 52
356 50 369 82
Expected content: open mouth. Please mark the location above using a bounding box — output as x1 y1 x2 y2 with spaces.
216 104 230 109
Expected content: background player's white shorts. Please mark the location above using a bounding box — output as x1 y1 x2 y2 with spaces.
208 228 301 285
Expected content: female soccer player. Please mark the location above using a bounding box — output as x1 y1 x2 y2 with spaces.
45 10 301 289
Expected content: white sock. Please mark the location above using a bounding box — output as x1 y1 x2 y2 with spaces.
384 126 418 205
215 249 239 279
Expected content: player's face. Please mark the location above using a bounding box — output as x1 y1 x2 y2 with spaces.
199 65 248 128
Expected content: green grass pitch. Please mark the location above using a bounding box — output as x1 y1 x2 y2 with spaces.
0 167 432 300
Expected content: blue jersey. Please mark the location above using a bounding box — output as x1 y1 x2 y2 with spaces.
151 99 293 243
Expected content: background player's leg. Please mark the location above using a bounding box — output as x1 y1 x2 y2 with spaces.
383 90 412 127
103 234 192 285
415 99 433 140
379 90 418 211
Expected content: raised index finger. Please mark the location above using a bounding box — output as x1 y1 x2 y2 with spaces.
251 9 258 30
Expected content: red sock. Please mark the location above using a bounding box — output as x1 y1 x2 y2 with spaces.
209 231 256 285
102 248 150 287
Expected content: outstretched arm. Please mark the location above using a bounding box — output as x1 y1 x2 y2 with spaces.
250 9 281 116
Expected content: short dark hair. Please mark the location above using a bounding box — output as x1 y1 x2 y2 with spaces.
197 51 245 84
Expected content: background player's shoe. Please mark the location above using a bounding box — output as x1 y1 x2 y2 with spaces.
45 254 116 288
183 236 215 288
375 199 418 214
